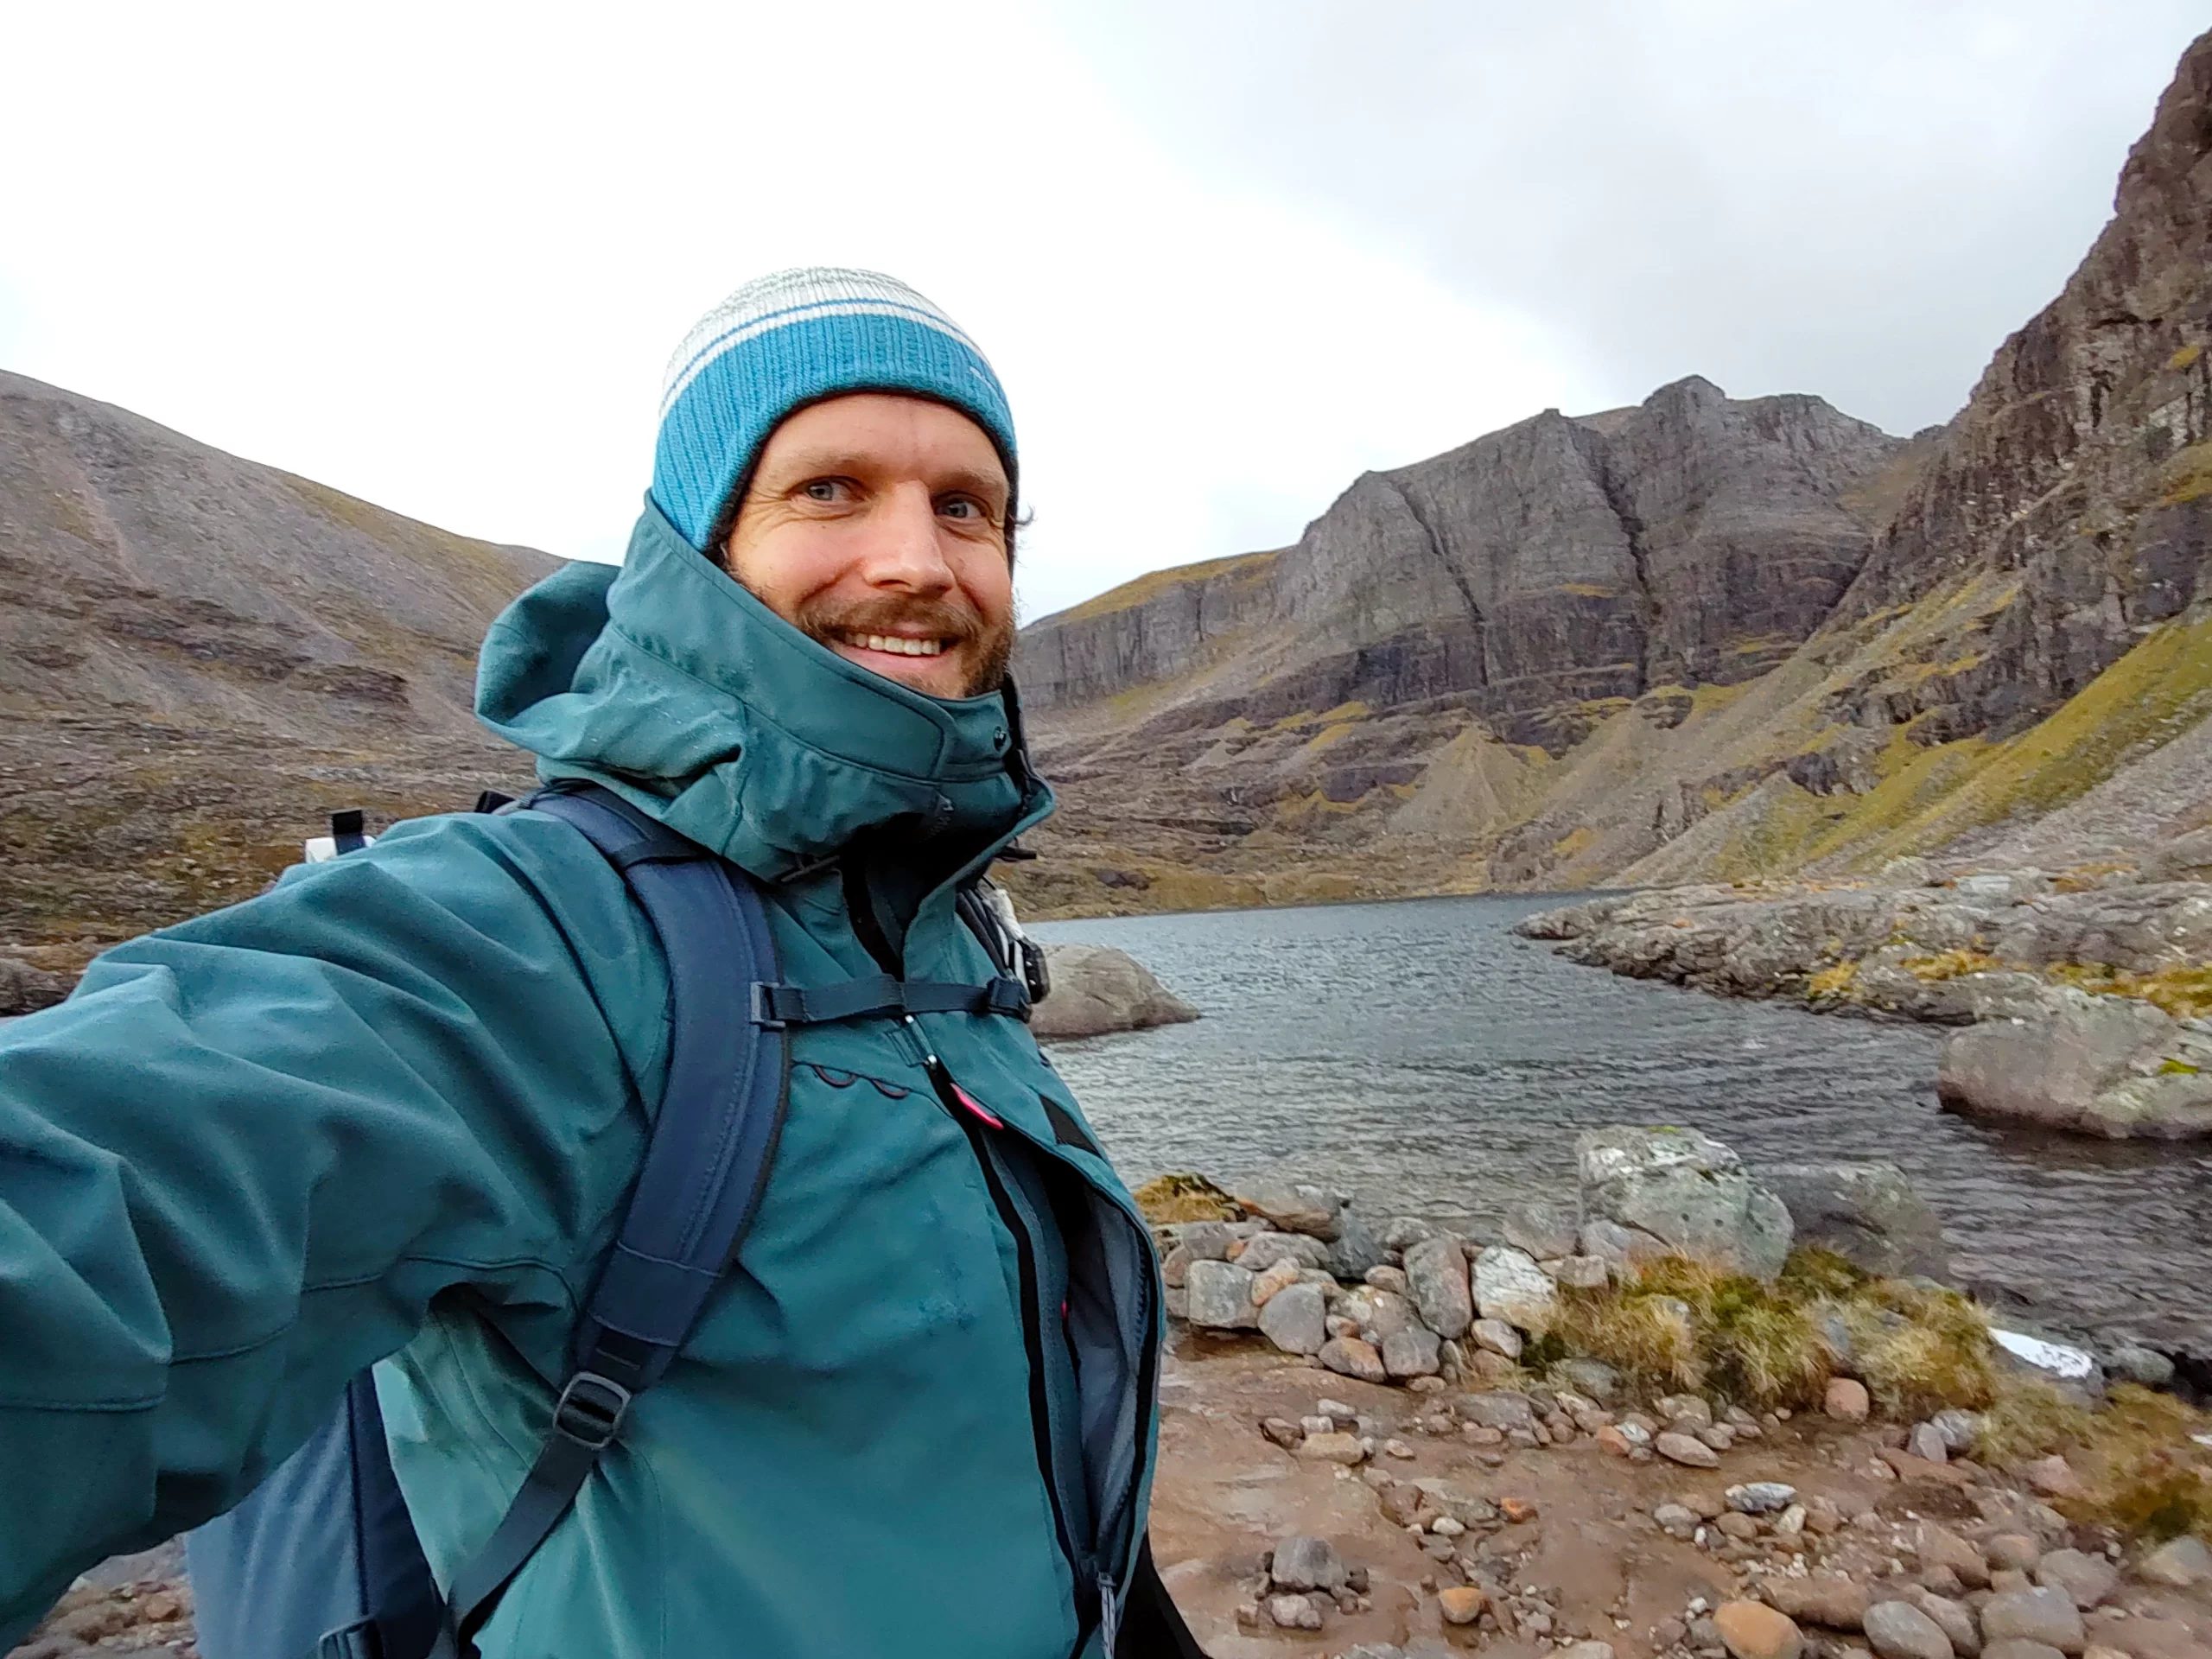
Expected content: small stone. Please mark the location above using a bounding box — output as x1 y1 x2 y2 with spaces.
1500 1496 1538 1522
1984 1536 2041 1575
1909 1423 1949 1464
1431 1513 1465 1536
1463 1422 1504 1446
1929 1408 1982 1452
1440 1585 1489 1624
1260 1416 1304 1449
1656 1503 1700 1539
1700 1422 1738 1451
1826 1378 1872 1421
2023 1457 2084 1501
1457 1390 1537 1431
1267 1592 1324 1630
1549 1254 1611 1290
1979 1587 2084 1656
1317 1397 1356 1423
1235 1599 1262 1631
1365 1262 1410 1294
1989 1571 2032 1596
1598 1424 1639 1457
2134 1534 2212 1587
1658 1431 1721 1468
1910 1592 1980 1658
1326 1313 1361 1339
1471 1316 1523 1358
1917 1523 1991 1591
1302 1414 1337 1437
1728 1482 1799 1515
1319 1335 1388 1384
1775 1505 1808 1540
1718 1512 1761 1541
1299 1431 1369 1465
1714 1600 1806 1659
1865 1600 1955 1659
1762 1575 1870 1630
1384 1437 1415 1459
1259 1281 1329 1356
1271 1534 1348 1592
1382 1324 1443 1378
2031 1552 2115 1612
1408 1374 1446 1394
1251 1256 1304 1306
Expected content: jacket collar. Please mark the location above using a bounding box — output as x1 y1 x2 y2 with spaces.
475 500 1051 881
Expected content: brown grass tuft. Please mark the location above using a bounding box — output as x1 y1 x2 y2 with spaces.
1130 1172 1243 1224
1980 1381 2212 1542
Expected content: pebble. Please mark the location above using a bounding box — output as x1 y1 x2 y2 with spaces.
2032 1549 2116 1611
1298 1430 1369 1465
1910 1423 1950 1464
1826 1378 1872 1422
1714 1600 1806 1659
1979 1587 2085 1656
1909 1592 1980 1658
1728 1482 1799 1514
1317 1397 1356 1422
1983 1535 2041 1574
1383 1437 1415 1459
1300 1414 1337 1437
1864 1599 1955 1659
1658 1431 1721 1468
1656 1503 1701 1540
1440 1586 1488 1624
1267 1592 1323 1630
1269 1534 1347 1592
1762 1574 1871 1630
1916 1522 1991 1590
2135 1534 2212 1587
1319 1335 1388 1384
1261 1417 1304 1449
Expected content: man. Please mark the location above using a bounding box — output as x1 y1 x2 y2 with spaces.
0 269 1195 1656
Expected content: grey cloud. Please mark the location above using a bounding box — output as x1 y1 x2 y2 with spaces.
1046 0 2209 435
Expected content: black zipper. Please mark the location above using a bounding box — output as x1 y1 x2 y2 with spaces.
906 1024 1090 1637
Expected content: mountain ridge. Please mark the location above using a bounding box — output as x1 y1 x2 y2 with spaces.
1004 26 2212 920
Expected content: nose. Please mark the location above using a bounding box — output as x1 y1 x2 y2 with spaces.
854 481 957 594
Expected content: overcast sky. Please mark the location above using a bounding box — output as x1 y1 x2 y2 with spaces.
3 3 2203 622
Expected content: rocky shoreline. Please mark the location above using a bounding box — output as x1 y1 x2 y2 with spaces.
1516 860 2212 1141
1133 1125 2212 1658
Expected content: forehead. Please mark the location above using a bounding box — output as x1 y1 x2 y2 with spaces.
757 392 1007 484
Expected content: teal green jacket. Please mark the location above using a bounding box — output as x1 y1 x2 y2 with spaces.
0 505 1161 1657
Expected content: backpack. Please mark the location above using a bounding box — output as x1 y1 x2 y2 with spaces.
183 781 1096 1659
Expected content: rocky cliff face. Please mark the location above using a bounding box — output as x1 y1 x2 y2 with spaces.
1008 29 2212 919
0 372 556 972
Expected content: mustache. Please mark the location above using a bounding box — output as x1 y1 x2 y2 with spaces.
791 593 987 646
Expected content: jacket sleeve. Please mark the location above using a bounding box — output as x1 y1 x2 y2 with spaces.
0 811 664 1643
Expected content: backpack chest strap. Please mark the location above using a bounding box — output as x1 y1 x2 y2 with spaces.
752 973 1032 1028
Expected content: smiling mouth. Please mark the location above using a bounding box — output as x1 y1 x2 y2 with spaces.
834 631 950 658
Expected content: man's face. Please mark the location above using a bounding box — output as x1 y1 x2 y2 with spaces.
722 393 1016 700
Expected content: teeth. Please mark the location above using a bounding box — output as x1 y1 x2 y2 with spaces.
850 632 944 657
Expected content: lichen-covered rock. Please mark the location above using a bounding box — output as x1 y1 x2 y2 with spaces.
1938 985 2212 1140
1576 1126 1792 1279
1761 1161 1952 1279
1183 1259 1259 1329
1472 1244 1558 1333
1028 944 1199 1039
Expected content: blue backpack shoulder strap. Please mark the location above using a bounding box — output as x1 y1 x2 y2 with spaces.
445 782 789 1651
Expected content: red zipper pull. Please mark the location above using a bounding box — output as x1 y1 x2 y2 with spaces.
950 1082 1004 1128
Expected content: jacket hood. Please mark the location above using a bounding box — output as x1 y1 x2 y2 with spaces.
475 501 1050 880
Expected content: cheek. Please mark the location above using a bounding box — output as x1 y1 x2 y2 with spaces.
734 525 861 614
951 547 1014 625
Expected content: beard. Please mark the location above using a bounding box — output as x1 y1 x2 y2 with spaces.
790 590 1015 698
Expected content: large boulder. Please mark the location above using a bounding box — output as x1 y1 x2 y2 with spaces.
1576 1126 1792 1280
1404 1236 1473 1338
1761 1162 1952 1280
1028 944 1199 1040
1938 985 2212 1140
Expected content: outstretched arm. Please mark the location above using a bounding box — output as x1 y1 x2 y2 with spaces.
0 812 658 1644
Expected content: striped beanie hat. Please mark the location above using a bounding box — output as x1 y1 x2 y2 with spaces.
652 267 1017 554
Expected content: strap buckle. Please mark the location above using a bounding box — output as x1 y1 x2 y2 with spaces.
552 1370 632 1451
748 982 788 1031
983 976 1033 1020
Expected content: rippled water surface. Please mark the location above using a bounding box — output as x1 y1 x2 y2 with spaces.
1032 893 2212 1353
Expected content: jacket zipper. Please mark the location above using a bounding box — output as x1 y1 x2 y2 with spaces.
903 1018 1091 1638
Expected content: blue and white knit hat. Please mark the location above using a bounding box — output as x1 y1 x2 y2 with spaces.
652 267 1018 553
